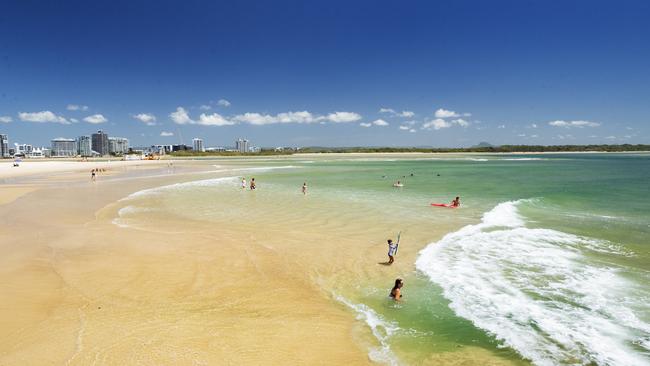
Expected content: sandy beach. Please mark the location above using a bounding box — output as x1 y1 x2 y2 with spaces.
0 159 375 365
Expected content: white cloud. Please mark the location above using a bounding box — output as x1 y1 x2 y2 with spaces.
556 134 575 140
233 111 317 125
497 124 506 129
233 113 276 125
199 105 212 110
198 113 235 126
325 111 362 123
422 118 452 130
66 104 89 111
372 119 389 126
548 120 600 128
399 125 410 130
379 108 414 118
421 117 469 130
83 114 108 124
605 135 616 140
170 107 193 125
409 129 416 133
360 122 372 127
531 134 539 138
217 99 231 107
434 108 460 118
70 118 78 123
18 111 69 124
171 107 362 126
518 134 526 137
160 131 174 137
452 118 469 127
530 123 538 128
133 113 157 126
0 116 12 123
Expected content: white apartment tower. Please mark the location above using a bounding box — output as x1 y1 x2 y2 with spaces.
192 138 205 152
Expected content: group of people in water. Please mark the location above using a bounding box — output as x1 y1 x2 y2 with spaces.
241 177 256 190
236 172 459 302
241 177 309 195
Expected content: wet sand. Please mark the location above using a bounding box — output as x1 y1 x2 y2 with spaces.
0 162 372 365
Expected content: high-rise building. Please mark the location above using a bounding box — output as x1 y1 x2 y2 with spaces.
0 134 8 158
108 137 129 155
192 138 204 152
235 138 249 153
77 136 92 157
91 130 109 156
51 138 77 157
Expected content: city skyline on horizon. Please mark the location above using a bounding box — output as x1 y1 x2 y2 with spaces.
1 0 649 147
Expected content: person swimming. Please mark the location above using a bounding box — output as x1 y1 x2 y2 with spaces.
387 239 398 264
393 181 403 187
389 278 403 301
451 196 460 207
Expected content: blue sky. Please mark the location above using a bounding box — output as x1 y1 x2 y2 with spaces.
1 0 648 148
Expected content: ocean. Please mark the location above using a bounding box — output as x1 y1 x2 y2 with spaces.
114 153 650 365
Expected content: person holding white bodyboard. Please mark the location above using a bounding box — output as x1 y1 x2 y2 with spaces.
386 232 401 265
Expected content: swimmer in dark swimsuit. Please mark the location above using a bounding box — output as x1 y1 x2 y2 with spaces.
390 278 403 301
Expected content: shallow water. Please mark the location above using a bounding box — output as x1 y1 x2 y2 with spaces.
116 153 650 365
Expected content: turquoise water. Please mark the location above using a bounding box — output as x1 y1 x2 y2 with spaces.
118 154 650 365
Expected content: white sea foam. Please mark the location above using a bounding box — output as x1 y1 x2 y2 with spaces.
335 295 401 365
416 200 650 366
112 205 155 228
500 158 546 161
120 176 240 201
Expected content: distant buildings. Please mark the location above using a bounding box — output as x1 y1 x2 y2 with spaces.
77 135 93 157
0 134 8 158
192 138 205 152
91 130 109 156
172 144 192 152
51 138 77 157
108 137 129 155
14 143 33 157
235 138 250 153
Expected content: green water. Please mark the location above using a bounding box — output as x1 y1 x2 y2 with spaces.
120 153 650 365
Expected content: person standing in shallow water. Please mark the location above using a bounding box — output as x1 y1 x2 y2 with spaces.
241 178 246 189
390 278 403 301
302 182 307 195
387 239 398 264
250 178 256 190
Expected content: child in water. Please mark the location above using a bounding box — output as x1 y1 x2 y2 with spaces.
250 178 256 190
387 239 398 264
